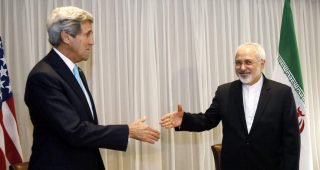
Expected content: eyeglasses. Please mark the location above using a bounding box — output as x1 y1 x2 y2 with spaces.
235 59 261 67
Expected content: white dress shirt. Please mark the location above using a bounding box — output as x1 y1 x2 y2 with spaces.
242 75 263 132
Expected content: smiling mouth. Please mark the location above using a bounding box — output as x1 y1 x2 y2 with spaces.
239 73 250 77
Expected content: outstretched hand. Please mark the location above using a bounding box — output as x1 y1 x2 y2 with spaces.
128 116 160 144
160 104 184 129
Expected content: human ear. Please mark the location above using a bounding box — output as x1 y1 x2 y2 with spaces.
60 31 71 44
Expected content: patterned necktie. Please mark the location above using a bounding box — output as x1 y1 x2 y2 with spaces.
73 64 94 119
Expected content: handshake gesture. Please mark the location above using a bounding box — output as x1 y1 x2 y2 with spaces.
129 105 184 144
128 116 160 144
159 104 184 129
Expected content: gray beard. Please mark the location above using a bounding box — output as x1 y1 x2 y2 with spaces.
239 74 252 84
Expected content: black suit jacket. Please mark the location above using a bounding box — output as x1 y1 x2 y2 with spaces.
178 77 300 170
25 49 129 170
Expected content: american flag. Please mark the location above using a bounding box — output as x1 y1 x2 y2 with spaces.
0 36 22 170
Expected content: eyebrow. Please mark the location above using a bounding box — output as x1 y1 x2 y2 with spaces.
235 59 255 61
82 29 93 35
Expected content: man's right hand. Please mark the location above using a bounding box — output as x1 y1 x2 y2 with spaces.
128 117 160 144
159 104 184 129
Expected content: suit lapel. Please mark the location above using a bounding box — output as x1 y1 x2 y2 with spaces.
44 49 96 122
230 81 249 135
78 68 98 123
249 77 272 134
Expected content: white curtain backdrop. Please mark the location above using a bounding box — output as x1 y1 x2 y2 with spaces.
1 0 319 169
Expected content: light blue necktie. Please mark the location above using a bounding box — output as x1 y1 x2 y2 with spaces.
73 64 94 119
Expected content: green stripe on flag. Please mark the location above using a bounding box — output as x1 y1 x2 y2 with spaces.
278 0 304 101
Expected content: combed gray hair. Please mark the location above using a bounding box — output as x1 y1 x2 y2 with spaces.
47 6 93 46
235 42 266 60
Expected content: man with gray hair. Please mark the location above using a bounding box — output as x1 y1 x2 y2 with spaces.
25 6 160 170
160 43 300 170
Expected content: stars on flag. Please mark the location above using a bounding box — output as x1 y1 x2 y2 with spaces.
0 39 12 103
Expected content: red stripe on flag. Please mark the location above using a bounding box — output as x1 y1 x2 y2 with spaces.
0 104 22 164
6 97 17 121
0 148 6 170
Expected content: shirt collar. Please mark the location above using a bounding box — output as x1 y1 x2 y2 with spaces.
53 48 76 72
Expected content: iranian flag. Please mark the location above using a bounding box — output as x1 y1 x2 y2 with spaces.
272 0 313 169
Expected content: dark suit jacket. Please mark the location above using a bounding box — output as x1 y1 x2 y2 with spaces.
178 77 300 170
25 49 129 170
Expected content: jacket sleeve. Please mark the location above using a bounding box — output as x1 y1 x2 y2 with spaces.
176 86 222 132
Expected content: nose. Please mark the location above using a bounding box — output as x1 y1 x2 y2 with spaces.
89 37 94 45
236 63 247 71
239 63 247 70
